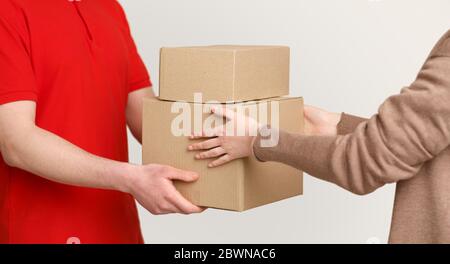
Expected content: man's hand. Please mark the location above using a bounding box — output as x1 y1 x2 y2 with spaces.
0 100 203 216
127 164 204 215
304 105 341 136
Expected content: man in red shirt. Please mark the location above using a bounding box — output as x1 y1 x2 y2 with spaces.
0 0 202 244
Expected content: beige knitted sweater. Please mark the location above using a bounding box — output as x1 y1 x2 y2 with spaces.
254 30 450 243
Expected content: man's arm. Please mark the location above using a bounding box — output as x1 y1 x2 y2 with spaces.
0 100 202 214
126 87 154 143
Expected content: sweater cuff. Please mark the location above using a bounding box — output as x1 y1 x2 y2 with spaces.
337 113 368 135
253 128 337 178
253 125 273 162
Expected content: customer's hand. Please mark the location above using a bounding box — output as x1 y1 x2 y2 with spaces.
188 107 258 168
127 164 204 215
304 105 341 136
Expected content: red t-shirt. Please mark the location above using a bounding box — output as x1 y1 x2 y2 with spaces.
0 0 151 243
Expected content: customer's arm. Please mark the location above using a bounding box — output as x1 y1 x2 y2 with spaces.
254 55 450 195
303 105 366 136
336 113 368 135
0 101 202 214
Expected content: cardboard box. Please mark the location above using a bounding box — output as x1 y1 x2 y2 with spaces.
142 96 303 211
159 45 290 103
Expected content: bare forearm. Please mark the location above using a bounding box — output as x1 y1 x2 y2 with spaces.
4 125 134 193
0 99 202 215
126 87 154 143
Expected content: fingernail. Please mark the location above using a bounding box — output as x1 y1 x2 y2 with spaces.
195 154 201 159
188 145 193 150
208 163 213 168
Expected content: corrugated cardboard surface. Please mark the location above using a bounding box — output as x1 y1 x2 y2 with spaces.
142 97 303 211
159 45 290 102
243 98 303 210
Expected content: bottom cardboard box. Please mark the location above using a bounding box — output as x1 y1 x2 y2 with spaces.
142 96 303 211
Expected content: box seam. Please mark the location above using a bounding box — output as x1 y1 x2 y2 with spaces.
158 48 164 97
232 50 236 101
238 160 245 211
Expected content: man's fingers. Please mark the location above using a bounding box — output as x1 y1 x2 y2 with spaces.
157 203 181 215
195 147 226 160
164 166 199 182
188 137 221 151
167 188 204 214
208 154 233 168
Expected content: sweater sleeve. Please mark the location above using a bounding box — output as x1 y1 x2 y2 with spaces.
254 45 450 195
337 113 368 135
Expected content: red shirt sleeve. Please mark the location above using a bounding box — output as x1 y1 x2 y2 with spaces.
0 1 38 105
113 1 152 93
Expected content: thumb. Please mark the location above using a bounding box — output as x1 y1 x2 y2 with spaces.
166 166 199 182
303 105 314 119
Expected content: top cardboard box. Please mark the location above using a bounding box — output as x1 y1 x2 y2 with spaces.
159 45 290 102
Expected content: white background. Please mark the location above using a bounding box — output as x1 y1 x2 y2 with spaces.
119 0 450 243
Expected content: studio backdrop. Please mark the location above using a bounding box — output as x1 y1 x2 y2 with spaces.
120 0 450 244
